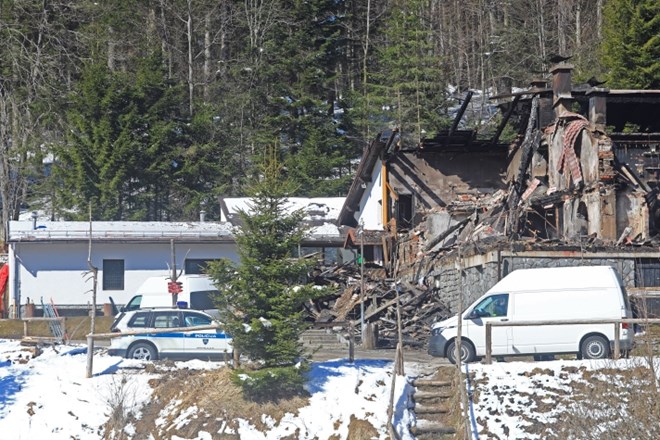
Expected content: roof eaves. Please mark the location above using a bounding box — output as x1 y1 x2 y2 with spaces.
338 130 398 227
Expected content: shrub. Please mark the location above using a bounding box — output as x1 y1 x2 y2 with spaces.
232 364 310 402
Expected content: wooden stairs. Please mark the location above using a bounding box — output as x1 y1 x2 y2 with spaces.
410 366 459 439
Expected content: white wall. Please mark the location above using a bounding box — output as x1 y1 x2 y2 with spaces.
9 241 238 308
357 160 385 230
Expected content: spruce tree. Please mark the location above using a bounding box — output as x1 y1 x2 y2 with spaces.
602 0 660 89
346 0 449 144
54 55 188 220
207 152 323 401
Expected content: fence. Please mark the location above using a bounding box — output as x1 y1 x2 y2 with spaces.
20 317 67 341
484 318 660 364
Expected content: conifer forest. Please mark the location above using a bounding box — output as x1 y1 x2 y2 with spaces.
0 0 658 237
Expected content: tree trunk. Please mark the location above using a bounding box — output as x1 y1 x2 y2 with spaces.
596 0 603 40
575 1 581 49
203 14 211 103
0 92 10 242
187 0 194 117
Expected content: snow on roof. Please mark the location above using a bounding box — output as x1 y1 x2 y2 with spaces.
8 220 235 242
8 217 341 242
8 197 346 242
220 197 344 238
221 197 345 223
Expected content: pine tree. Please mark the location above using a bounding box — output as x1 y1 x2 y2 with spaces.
230 0 355 197
207 152 324 401
346 0 449 144
54 55 188 220
602 0 660 89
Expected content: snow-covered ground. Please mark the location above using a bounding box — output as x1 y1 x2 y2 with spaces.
467 356 660 439
1 339 658 439
0 340 418 439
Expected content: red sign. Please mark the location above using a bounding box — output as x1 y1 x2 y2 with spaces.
167 281 183 294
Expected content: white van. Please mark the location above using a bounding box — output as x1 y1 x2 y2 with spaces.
121 275 219 318
428 266 634 363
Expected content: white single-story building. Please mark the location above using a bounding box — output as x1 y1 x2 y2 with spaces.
5 197 349 318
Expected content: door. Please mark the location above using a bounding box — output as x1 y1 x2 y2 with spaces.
464 294 513 356
182 311 232 358
150 310 185 356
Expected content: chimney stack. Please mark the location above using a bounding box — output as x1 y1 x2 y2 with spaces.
550 64 574 117
586 88 609 132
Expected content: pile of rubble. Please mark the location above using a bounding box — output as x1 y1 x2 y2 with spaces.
307 263 451 348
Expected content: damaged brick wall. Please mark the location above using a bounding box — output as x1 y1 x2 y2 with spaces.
387 149 507 222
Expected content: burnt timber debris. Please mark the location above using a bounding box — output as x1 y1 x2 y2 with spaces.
312 63 660 349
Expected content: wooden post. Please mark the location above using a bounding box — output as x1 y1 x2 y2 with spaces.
395 287 404 375
23 320 28 337
387 346 402 440
485 323 492 364
613 323 620 359
348 321 355 363
86 334 94 378
395 341 404 376
171 239 178 307
363 323 378 349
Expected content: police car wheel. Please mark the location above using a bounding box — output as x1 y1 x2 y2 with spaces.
128 342 158 361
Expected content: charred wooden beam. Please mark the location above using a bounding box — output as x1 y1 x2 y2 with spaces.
491 94 521 145
507 95 540 234
449 91 474 138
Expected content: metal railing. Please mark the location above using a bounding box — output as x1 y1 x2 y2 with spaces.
484 318 660 364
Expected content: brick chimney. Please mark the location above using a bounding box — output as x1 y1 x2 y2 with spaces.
586 87 608 132
550 64 574 117
530 79 554 127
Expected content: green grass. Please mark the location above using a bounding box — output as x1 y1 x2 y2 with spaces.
0 316 114 340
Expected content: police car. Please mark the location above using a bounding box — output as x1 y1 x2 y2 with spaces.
108 308 232 361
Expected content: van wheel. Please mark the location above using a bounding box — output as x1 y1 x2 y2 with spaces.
128 342 158 361
446 340 476 364
580 335 609 359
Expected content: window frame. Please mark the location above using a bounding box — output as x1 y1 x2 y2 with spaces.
102 259 125 290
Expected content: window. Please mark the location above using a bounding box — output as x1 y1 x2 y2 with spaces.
190 291 216 310
472 294 509 318
635 259 660 288
396 194 414 230
153 311 181 328
128 312 150 328
124 295 142 312
185 259 217 275
103 259 124 290
184 312 213 327
296 246 340 266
